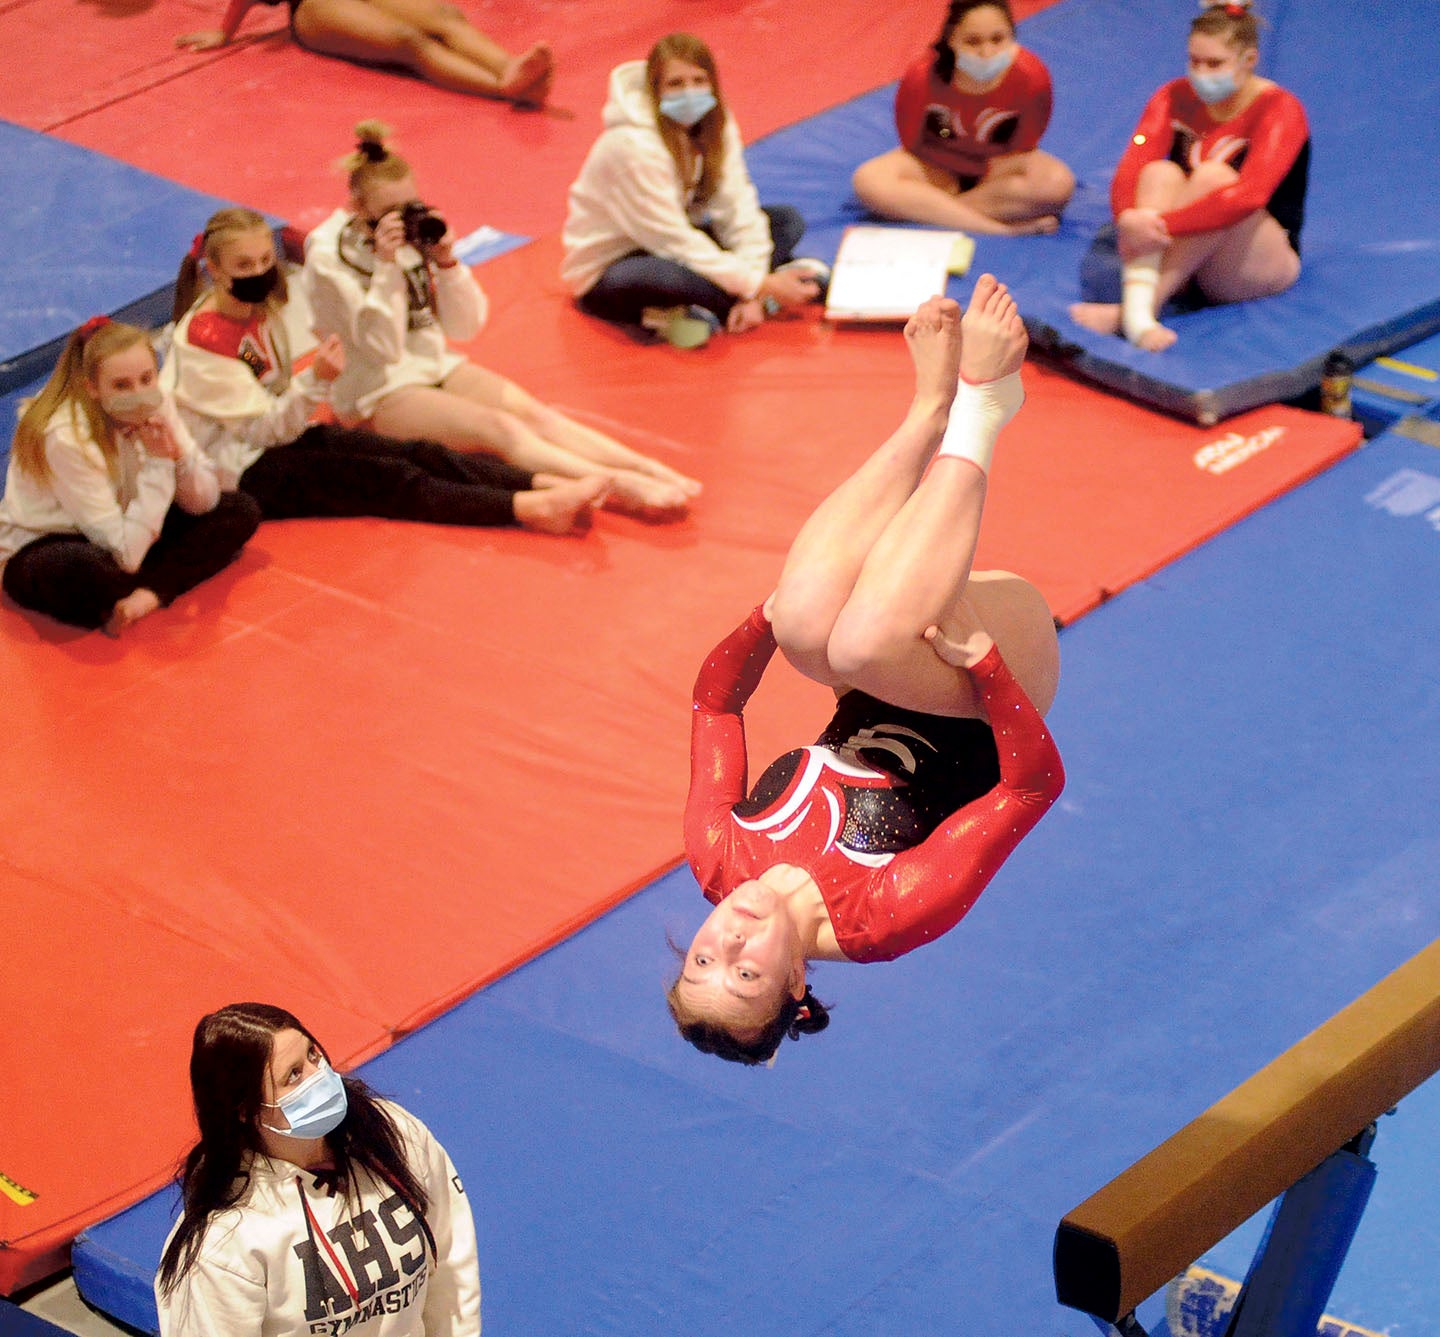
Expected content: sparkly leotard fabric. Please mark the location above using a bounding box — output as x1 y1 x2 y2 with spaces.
684 605 1065 963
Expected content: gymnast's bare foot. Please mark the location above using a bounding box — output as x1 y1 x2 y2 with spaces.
514 475 610 535
104 588 160 637
636 457 703 499
602 470 691 522
904 296 963 416
1133 323 1178 352
1004 213 1060 236
499 43 553 102
960 273 1027 384
1069 301 1121 336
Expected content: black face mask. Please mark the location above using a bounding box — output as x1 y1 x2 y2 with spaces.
228 265 280 304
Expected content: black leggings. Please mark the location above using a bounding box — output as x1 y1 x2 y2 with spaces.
2 492 261 630
238 424 531 527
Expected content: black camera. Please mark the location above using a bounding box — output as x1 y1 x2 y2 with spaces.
400 201 448 248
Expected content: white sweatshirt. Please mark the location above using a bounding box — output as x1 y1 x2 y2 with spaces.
164 304 329 490
561 60 774 299
301 210 487 422
0 395 219 569
155 1103 480 1337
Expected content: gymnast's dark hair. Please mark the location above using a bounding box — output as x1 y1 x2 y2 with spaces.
157 1003 435 1297
932 0 1016 82
666 980 831 1066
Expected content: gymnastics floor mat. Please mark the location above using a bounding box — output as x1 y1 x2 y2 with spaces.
744 0 1440 425
0 122 233 393
0 232 1359 1290
1352 332 1440 437
72 431 1440 1335
0 0 1053 243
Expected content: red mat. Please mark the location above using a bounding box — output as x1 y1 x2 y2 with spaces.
4 0 1056 238
0 234 1358 1289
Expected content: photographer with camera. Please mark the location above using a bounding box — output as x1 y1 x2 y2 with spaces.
303 121 700 522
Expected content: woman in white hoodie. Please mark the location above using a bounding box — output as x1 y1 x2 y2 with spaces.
155 1002 480 1337
562 33 826 347
303 120 700 520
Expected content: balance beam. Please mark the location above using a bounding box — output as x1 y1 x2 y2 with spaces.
1054 937 1440 1324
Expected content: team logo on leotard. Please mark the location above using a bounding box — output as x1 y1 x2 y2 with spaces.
923 103 1021 148
734 725 936 868
1170 121 1250 173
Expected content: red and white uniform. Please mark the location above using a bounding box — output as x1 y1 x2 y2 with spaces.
684 606 1064 964
1111 80 1310 246
894 48 1053 182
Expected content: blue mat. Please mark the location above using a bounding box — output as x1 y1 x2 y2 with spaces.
1 121 236 394
0 1302 69 1337
73 430 1440 1335
746 0 1440 424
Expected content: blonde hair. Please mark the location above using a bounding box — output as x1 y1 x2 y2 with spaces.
12 321 154 484
337 119 412 202
1192 2 1260 50
646 34 728 208
171 206 287 323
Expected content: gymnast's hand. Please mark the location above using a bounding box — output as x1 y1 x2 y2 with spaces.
134 416 184 462
1116 207 1171 261
310 335 345 383
175 29 227 51
924 600 995 671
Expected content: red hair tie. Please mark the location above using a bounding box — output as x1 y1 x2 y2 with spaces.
78 315 111 342
189 233 206 261
1223 2 1249 15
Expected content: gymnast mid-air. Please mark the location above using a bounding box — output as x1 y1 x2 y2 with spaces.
671 277 1064 1064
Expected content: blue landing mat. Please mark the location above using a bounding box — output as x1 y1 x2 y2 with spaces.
74 432 1440 1334
1 121 234 394
746 0 1440 425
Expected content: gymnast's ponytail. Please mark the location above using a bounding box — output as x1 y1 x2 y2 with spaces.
667 980 831 1066
338 119 412 198
931 0 1017 83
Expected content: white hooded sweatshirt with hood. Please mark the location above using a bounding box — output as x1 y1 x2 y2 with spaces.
561 60 775 300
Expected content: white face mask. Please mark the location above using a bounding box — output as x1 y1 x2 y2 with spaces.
99 385 163 422
955 46 1016 84
261 1060 349 1140
659 89 717 128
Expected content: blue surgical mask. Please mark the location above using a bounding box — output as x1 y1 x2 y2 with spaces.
1189 69 1238 104
954 47 1016 84
262 1061 348 1140
659 89 717 128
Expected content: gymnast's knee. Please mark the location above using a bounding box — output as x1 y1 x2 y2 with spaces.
824 609 911 684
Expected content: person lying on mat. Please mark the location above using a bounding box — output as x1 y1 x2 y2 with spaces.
1070 0 1309 352
670 281 1064 1066
0 319 259 637
166 206 608 537
851 1 1074 237
176 0 553 107
301 120 700 522
155 1002 480 1337
561 32 829 350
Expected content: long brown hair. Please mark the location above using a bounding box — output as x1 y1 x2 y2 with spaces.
11 320 153 484
171 206 288 324
157 1003 435 1299
646 33 729 208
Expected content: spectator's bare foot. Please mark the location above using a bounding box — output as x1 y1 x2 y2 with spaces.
104 588 160 637
1005 214 1060 236
602 470 691 522
513 475 609 535
959 274 1027 384
499 43 552 102
1069 302 1121 336
904 295 963 413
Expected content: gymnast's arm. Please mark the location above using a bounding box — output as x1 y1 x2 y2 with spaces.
864 642 1064 961
1160 90 1309 237
683 604 779 892
1109 83 1174 217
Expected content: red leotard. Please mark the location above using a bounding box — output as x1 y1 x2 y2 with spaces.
684 606 1064 964
893 48 1053 182
1111 80 1310 247
186 309 286 389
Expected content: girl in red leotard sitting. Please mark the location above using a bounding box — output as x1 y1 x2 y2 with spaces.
671 278 1064 1065
852 1 1074 236
1070 0 1309 352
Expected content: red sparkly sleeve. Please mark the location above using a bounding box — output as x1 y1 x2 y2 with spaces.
1005 50 1052 155
856 644 1064 961
1160 89 1309 237
683 605 779 904
893 54 934 156
1110 83 1175 218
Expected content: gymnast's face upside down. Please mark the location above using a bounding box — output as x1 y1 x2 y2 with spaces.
674 881 807 1043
